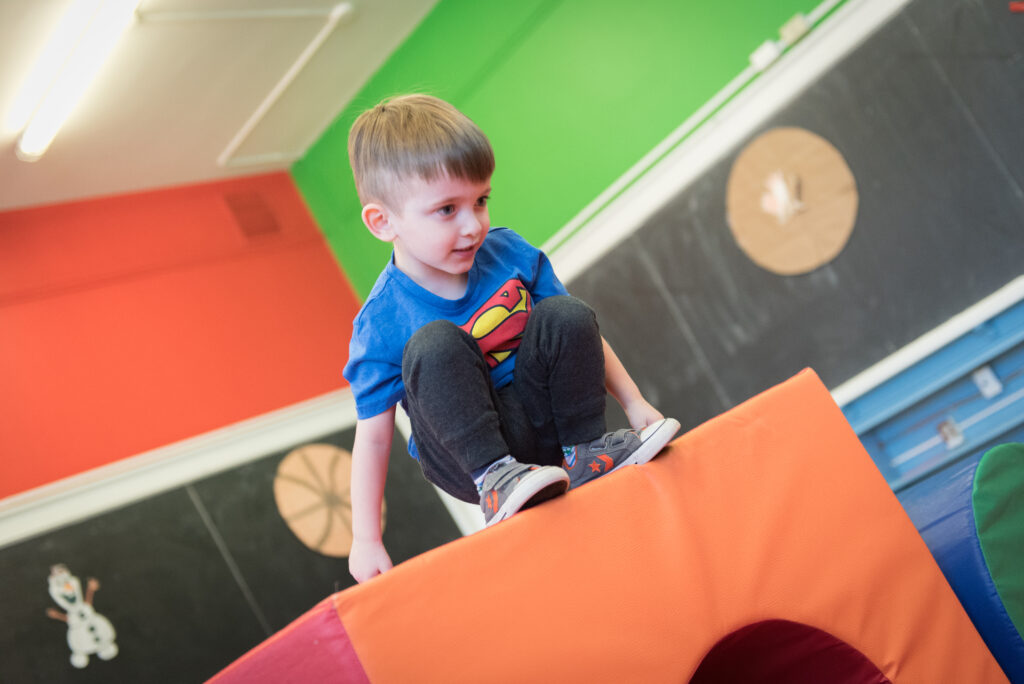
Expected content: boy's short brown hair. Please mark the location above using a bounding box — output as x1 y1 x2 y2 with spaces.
348 94 495 209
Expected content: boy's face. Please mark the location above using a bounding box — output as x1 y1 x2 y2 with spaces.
365 172 491 298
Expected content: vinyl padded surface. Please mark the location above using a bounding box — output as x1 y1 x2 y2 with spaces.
332 370 1005 683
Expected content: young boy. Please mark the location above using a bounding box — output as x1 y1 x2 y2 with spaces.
344 94 680 583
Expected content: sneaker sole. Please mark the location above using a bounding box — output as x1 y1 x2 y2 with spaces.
607 417 681 476
485 468 570 527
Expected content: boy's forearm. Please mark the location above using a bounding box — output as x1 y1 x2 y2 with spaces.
350 408 395 543
602 337 643 406
603 337 665 428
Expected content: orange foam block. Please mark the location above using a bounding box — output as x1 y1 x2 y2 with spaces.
214 369 1007 682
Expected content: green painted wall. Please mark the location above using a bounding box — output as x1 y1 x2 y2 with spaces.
292 0 823 299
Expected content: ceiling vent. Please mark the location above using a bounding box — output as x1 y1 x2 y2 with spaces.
224 191 280 239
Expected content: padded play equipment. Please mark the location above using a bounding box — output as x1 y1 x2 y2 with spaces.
898 442 1024 683
210 370 1007 683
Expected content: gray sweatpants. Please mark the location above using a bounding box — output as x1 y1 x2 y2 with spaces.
401 295 607 503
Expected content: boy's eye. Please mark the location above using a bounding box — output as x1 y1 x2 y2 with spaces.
476 195 490 207
437 204 456 216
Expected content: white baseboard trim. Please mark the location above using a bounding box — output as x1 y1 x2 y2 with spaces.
548 0 913 283
0 387 486 550
0 389 358 549
830 275 1024 407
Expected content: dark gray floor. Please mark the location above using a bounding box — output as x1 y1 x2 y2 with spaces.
0 428 460 683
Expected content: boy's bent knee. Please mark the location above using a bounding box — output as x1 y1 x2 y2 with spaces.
403 320 478 367
532 295 597 333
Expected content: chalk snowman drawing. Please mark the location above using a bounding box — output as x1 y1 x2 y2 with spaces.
45 564 118 669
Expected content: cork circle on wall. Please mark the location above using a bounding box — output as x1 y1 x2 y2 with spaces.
273 443 385 558
726 127 858 275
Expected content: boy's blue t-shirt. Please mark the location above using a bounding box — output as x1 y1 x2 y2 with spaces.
344 227 569 458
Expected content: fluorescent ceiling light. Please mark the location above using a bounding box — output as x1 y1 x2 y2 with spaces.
15 0 141 162
4 0 103 135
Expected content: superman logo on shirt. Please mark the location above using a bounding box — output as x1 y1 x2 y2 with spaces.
459 279 532 368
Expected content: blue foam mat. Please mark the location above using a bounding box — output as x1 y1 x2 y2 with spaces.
898 451 1024 683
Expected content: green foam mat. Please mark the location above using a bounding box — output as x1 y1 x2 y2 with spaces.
973 442 1024 639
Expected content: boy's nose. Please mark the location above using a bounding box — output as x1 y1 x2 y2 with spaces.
461 212 484 237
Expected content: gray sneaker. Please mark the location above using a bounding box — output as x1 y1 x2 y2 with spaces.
480 461 569 527
562 417 681 489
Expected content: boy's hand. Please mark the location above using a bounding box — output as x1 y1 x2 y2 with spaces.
622 397 665 430
349 538 393 583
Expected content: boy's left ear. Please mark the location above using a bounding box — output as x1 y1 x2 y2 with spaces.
361 203 395 242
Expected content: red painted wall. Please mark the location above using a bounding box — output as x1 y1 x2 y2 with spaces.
0 173 360 499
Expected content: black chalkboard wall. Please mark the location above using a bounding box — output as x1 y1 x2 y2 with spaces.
0 427 460 683
571 0 1024 431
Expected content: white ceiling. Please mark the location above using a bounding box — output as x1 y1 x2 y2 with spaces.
0 0 438 211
